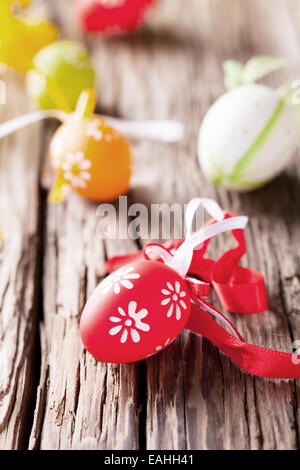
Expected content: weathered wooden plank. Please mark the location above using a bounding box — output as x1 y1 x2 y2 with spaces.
118 0 300 450
28 1 143 449
0 68 41 449
28 193 142 449
208 0 300 450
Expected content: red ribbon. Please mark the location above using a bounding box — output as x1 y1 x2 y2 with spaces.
186 303 300 379
104 212 300 379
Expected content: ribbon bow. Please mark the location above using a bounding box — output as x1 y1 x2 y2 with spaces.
105 198 300 379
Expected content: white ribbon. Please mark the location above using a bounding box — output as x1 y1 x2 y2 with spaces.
144 244 174 266
145 198 248 339
0 110 68 139
103 117 184 142
185 197 225 238
0 110 184 143
171 198 248 276
170 215 248 277
192 296 243 340
146 198 248 278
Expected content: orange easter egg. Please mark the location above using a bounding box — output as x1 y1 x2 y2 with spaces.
49 115 132 202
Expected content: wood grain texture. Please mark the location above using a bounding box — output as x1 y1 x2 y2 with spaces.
0 70 42 449
0 0 300 450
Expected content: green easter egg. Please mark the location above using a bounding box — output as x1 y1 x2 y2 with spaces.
26 40 95 110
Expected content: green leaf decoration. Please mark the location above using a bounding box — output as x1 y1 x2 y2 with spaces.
242 56 287 84
277 80 300 129
223 56 287 90
278 80 300 105
223 60 244 90
49 173 70 203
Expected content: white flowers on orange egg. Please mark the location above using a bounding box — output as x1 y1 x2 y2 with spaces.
198 56 300 191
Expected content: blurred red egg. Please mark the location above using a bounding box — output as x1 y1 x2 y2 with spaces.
75 0 155 35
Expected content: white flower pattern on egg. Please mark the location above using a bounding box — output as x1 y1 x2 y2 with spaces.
161 281 187 320
86 120 103 141
62 151 91 188
156 338 171 351
146 337 176 358
109 301 150 344
101 266 140 295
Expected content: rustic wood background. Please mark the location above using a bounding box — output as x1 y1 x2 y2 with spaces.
0 0 300 450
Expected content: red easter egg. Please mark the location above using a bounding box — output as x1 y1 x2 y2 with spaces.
80 260 191 363
75 0 155 34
